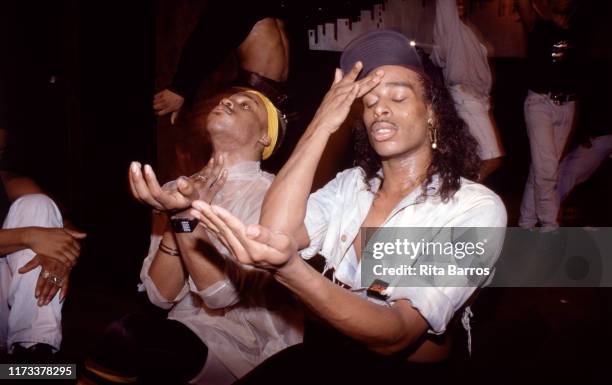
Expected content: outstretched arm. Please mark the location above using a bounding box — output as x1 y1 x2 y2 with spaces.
259 63 383 247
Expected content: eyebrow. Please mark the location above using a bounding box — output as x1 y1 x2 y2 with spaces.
238 92 261 107
381 81 417 93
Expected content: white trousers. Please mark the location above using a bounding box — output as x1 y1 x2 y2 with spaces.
0 194 64 353
449 85 504 160
520 90 576 228
557 134 612 202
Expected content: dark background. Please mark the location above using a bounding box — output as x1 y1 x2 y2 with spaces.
0 0 611 383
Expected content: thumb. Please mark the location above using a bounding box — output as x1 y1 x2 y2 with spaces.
177 176 196 199
171 110 179 125
333 68 343 85
64 229 87 239
18 256 41 274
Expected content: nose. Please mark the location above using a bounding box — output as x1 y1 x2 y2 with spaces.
373 100 390 119
220 98 233 109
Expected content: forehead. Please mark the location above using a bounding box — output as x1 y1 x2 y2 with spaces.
369 65 423 91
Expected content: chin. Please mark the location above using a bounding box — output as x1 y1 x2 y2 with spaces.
206 114 233 134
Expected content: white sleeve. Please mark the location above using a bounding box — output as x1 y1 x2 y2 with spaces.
139 233 189 309
300 171 345 259
386 191 507 334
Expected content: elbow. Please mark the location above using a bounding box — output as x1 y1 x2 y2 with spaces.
368 336 416 356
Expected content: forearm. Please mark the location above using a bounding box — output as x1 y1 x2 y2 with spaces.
274 256 425 354
148 230 188 301
0 227 30 255
174 226 226 292
260 124 331 238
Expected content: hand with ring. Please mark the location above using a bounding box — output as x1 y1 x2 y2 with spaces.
189 153 228 204
129 153 227 215
19 254 70 306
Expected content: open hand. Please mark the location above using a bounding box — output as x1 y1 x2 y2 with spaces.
190 201 298 271
129 154 227 214
311 61 384 134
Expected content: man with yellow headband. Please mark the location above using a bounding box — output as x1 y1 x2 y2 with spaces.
82 88 296 385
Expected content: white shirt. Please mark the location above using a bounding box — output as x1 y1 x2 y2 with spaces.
301 167 506 335
430 0 492 98
140 161 303 379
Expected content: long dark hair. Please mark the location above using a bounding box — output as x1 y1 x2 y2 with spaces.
353 49 481 202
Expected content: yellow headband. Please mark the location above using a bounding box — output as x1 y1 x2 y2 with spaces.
244 90 279 160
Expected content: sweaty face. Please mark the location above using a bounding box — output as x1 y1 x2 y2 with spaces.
361 65 431 159
206 91 268 141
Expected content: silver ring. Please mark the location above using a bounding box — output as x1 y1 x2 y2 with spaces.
42 270 50 279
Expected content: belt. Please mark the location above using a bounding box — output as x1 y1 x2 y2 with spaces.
534 90 577 105
235 69 288 106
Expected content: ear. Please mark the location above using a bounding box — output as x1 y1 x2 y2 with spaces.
257 134 271 147
426 106 436 126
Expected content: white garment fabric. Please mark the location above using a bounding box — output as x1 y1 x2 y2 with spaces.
140 161 303 384
301 167 507 335
431 0 503 160
557 134 612 202
0 194 64 353
520 90 576 229
431 0 492 98
449 85 504 160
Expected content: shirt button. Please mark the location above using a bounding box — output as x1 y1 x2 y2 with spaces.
341 234 347 242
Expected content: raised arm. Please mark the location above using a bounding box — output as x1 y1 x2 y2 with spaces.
259 63 383 247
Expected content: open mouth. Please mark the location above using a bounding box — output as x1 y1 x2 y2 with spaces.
370 121 398 142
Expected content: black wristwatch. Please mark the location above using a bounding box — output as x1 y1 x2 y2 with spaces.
170 217 200 233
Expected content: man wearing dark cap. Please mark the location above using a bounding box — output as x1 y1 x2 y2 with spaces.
192 30 506 384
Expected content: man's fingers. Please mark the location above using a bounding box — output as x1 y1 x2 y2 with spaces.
191 201 220 233
64 228 87 240
170 110 179 125
38 276 53 306
356 69 384 97
143 164 166 199
60 277 70 302
45 283 60 305
176 176 196 200
342 84 360 106
332 68 343 85
245 224 293 254
131 163 163 210
340 61 363 84
128 162 143 202
18 256 40 274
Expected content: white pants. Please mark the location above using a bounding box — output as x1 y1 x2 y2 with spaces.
449 85 504 160
557 134 612 202
520 90 576 228
0 194 64 353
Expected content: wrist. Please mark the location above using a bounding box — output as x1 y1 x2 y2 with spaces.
274 252 304 282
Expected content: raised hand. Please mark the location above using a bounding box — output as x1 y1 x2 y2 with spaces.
311 61 384 134
129 154 227 214
190 201 298 271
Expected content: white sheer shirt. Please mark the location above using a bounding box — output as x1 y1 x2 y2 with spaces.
140 161 303 379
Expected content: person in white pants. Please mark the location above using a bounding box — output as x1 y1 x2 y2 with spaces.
431 0 505 180
0 130 86 358
516 0 577 229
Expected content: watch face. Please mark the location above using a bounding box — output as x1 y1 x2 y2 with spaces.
172 217 199 233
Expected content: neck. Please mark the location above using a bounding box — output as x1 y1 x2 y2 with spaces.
210 143 261 168
379 146 431 196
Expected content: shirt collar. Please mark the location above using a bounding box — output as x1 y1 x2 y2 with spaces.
226 161 263 180
368 169 441 198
